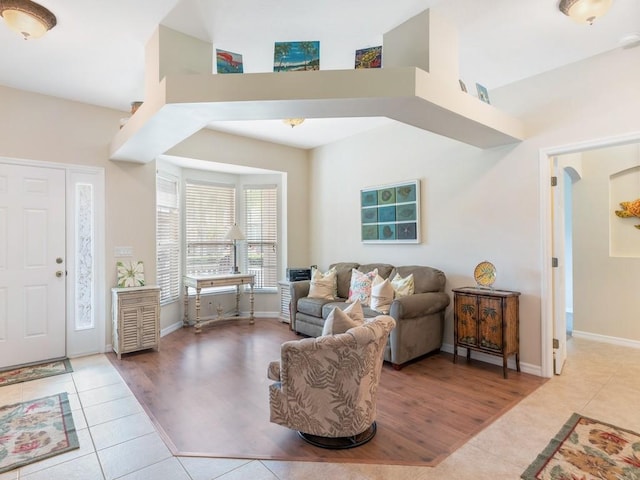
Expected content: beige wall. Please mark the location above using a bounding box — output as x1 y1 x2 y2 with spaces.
1 44 638 370
573 143 640 340
309 46 640 371
0 85 156 348
0 85 310 344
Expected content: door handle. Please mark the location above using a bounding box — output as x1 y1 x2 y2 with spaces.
56 271 64 278
56 257 64 264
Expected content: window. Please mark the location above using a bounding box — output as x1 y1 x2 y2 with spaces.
244 185 278 290
185 181 236 276
156 174 180 304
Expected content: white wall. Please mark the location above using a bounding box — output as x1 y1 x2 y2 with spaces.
309 45 640 370
573 143 640 340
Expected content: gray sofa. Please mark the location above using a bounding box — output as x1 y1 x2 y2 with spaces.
290 262 450 369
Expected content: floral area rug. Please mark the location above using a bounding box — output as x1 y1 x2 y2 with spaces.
0 360 73 387
0 393 79 474
522 413 640 479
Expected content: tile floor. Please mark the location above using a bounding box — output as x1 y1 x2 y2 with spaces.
1 336 638 479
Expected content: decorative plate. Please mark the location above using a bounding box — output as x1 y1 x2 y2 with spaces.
473 261 496 287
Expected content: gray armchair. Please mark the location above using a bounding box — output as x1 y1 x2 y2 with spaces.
268 315 396 448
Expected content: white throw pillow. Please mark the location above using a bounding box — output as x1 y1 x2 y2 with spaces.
308 267 337 300
322 301 365 336
370 275 394 314
347 268 378 306
391 272 414 298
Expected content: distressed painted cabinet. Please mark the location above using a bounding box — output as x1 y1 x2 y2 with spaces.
112 286 160 359
278 280 291 325
452 287 520 378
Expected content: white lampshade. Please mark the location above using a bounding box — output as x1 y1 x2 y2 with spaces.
0 0 57 39
559 0 612 25
225 224 245 241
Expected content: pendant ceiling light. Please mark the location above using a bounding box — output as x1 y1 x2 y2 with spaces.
283 118 305 128
558 0 612 25
0 0 56 39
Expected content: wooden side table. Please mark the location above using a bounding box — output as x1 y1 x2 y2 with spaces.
453 287 520 378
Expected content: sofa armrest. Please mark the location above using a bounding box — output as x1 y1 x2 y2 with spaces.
389 292 450 320
267 361 281 381
289 281 311 328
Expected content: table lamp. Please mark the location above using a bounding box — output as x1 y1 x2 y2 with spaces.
225 223 245 274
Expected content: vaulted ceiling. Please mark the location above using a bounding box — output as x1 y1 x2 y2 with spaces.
1 0 638 149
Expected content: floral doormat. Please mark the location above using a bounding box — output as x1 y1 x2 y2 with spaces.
522 413 640 479
0 392 79 474
0 360 73 387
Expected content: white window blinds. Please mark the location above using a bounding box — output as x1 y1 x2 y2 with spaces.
244 185 277 290
185 181 236 276
156 174 180 304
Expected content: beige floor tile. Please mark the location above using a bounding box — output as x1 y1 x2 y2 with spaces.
19 428 96 476
433 443 524 480
21 376 76 401
21 453 104 480
97 432 172 480
83 395 143 427
71 408 88 430
217 460 279 480
580 381 640 432
117 457 191 480
0 384 23 406
78 382 133 408
0 469 19 479
72 370 125 393
178 456 252 480
70 354 114 372
90 412 156 451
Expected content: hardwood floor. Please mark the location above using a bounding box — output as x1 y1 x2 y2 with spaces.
108 318 546 467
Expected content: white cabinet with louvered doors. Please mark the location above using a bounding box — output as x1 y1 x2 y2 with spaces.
112 286 160 359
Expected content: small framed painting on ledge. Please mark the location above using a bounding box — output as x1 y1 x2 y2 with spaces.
360 179 420 244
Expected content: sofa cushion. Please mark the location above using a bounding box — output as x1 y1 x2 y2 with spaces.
308 267 337 299
298 297 338 318
391 272 415 297
321 300 365 336
358 263 394 279
347 268 378 305
329 262 360 299
370 275 394 314
391 265 446 293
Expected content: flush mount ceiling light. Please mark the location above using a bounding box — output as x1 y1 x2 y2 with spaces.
0 0 56 39
282 118 305 128
558 0 612 25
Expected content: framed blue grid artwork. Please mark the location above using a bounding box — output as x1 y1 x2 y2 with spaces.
360 179 420 244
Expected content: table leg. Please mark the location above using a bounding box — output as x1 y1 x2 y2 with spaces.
249 283 255 325
183 285 189 327
194 287 202 333
235 285 240 316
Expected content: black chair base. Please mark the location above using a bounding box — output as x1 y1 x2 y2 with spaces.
297 422 377 449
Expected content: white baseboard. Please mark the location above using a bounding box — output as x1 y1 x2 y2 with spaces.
161 321 184 337
572 330 640 349
440 343 542 377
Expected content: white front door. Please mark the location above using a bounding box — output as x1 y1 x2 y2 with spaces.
0 163 66 367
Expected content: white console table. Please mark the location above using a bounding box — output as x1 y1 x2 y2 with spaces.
183 273 255 333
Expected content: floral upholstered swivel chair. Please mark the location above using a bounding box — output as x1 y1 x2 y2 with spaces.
267 315 396 448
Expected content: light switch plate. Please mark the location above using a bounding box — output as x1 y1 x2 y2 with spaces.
114 246 133 257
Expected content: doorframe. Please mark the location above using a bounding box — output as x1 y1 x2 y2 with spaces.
539 130 640 378
0 155 106 356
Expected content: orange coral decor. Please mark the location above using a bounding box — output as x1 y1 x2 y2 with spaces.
615 198 640 229
522 413 640 479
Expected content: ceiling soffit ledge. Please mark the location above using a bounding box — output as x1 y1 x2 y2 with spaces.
110 10 525 164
